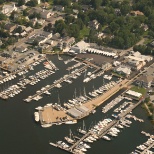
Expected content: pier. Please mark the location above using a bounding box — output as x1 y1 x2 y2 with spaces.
140 141 154 154
25 64 89 102
98 99 144 138
69 132 92 152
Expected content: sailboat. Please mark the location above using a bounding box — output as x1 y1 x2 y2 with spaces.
78 120 87 135
64 129 75 144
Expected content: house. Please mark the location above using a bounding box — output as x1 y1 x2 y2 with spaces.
73 9 79 14
57 42 63 50
41 2 50 9
40 31 52 39
53 5 64 12
20 31 27 37
4 23 17 33
89 20 100 30
25 0 40 4
114 65 131 78
130 10 144 16
35 36 47 45
1 3 17 16
15 46 27 53
45 40 53 45
140 23 149 31
52 33 61 40
136 75 153 88
114 8 121 16
125 52 153 70
40 10 54 19
25 26 33 33
127 58 146 70
63 37 75 48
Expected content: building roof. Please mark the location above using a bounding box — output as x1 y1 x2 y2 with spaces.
126 90 142 98
138 75 153 83
116 65 131 75
67 108 82 118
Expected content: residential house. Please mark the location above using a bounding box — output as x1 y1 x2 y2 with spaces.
136 75 153 88
52 33 61 41
63 37 75 48
40 10 54 19
53 5 64 12
41 2 50 9
114 8 121 16
45 40 53 45
57 42 63 50
114 65 131 78
89 20 100 30
1 3 17 16
4 23 17 33
130 10 144 16
25 26 33 34
140 23 149 31
40 31 52 39
24 0 40 4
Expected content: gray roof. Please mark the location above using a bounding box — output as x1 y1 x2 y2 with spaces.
75 105 89 113
67 108 82 118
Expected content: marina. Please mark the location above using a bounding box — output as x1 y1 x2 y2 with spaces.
0 54 153 154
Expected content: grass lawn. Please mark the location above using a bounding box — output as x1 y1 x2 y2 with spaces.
130 86 147 95
79 26 90 39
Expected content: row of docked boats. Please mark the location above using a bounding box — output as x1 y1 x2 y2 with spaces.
83 70 104 83
66 61 84 71
0 74 17 84
88 81 116 98
0 84 23 99
114 101 132 113
102 95 124 113
64 58 75 64
131 136 154 154
103 75 112 80
64 95 88 109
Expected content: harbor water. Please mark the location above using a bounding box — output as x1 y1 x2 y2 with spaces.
0 54 153 154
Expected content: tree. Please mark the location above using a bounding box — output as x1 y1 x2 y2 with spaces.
91 0 102 10
18 0 25 6
0 13 7 20
44 23 53 32
26 0 38 7
54 20 66 35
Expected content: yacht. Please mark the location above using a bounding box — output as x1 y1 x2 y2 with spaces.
65 120 77 124
34 112 39 122
102 135 111 141
64 137 75 144
41 123 52 128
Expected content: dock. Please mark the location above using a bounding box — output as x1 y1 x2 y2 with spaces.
24 64 89 102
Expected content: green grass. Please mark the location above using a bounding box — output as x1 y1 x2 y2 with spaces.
130 86 147 95
79 26 90 39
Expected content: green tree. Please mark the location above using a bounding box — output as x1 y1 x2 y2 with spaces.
91 0 102 10
18 0 25 6
26 0 38 7
0 13 7 20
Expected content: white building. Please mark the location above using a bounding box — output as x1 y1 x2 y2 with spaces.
1 3 17 16
114 65 131 77
70 41 90 53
